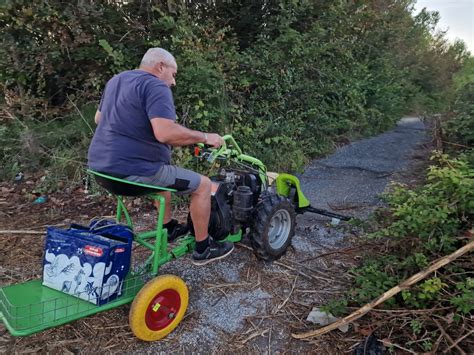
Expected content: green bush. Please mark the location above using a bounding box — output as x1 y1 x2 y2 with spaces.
324 152 473 352
0 103 96 186
379 153 473 253
0 1 470 178
444 82 474 147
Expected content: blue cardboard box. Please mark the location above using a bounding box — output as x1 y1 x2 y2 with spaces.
42 223 133 305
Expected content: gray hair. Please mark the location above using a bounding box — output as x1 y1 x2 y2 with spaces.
140 48 176 67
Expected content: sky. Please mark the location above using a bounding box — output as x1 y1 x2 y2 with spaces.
413 0 474 53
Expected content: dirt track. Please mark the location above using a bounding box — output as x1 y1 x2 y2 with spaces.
0 117 429 353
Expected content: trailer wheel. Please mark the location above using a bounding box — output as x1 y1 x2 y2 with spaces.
129 275 188 341
250 194 296 261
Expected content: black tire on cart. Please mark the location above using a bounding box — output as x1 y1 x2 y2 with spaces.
250 194 296 261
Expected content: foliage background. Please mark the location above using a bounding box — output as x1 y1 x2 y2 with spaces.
0 1 472 352
0 0 470 185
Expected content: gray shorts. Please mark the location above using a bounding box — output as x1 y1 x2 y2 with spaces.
125 165 201 195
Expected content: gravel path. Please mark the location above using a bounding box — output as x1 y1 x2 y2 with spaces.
136 117 429 353
299 116 429 218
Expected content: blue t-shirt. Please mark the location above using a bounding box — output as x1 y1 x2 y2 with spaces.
88 70 176 176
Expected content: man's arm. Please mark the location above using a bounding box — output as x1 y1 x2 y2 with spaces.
150 118 223 147
95 110 101 124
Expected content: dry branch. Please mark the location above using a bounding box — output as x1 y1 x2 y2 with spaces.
0 230 45 235
275 276 298 312
241 328 270 344
444 330 474 354
292 240 474 339
432 318 466 355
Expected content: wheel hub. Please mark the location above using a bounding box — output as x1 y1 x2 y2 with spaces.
268 209 292 249
145 289 181 331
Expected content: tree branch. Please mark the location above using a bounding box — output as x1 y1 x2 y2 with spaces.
292 239 474 339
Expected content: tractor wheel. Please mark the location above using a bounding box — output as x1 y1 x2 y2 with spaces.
250 194 296 261
129 275 189 341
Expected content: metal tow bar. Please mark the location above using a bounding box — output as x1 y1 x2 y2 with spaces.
298 206 352 221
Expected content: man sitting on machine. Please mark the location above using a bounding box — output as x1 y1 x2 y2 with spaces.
87 47 234 265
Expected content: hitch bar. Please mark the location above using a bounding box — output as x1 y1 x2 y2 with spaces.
298 206 351 221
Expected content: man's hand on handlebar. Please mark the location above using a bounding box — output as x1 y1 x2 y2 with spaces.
205 133 224 148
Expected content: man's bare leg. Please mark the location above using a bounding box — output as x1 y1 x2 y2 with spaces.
153 178 211 241
189 176 211 241
153 191 172 224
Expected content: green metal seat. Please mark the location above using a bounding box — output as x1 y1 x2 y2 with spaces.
87 169 176 228
88 170 176 196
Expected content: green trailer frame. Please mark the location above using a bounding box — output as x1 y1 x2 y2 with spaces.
0 170 241 337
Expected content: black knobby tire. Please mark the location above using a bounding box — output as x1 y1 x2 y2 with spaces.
250 194 296 261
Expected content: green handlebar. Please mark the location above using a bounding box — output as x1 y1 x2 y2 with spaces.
196 134 268 187
198 134 243 163
221 135 243 155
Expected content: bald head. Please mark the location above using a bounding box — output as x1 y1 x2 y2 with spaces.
139 48 178 87
140 48 177 68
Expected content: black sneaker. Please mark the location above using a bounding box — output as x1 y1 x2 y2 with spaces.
165 219 189 242
192 237 234 265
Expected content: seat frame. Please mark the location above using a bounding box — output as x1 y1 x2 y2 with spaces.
87 170 242 275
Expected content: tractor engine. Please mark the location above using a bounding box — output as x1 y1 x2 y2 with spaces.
189 168 262 240
209 167 263 240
